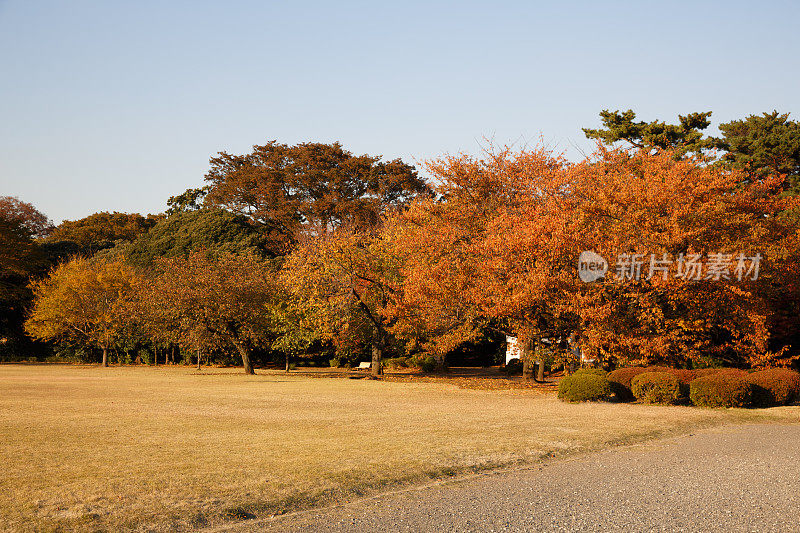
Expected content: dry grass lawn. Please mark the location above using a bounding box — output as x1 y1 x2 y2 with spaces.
0 364 796 531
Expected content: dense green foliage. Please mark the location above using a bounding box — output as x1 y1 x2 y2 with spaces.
717 111 800 192
583 110 716 156
125 209 273 267
47 211 158 254
557 372 612 402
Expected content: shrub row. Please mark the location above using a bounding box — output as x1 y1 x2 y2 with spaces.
563 366 800 408
380 355 438 373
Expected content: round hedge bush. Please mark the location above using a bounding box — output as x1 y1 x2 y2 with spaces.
689 370 753 408
504 358 523 375
748 368 800 407
607 367 649 401
420 356 437 373
572 368 607 376
558 372 612 403
631 372 682 404
692 368 724 379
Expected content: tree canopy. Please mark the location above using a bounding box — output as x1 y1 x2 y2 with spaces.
0 196 53 238
281 229 399 376
128 251 280 374
25 256 136 366
716 111 800 192
583 109 716 156
47 211 160 253
125 208 275 267
393 144 799 369
204 141 432 247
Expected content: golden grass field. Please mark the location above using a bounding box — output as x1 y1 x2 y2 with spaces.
0 364 797 532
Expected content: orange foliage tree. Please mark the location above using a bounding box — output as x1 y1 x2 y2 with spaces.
25 257 136 366
392 145 799 370
128 251 280 374
281 229 399 376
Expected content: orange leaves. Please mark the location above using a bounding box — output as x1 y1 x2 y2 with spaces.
389 143 799 367
130 251 280 354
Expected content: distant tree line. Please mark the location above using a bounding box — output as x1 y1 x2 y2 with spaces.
3 111 800 374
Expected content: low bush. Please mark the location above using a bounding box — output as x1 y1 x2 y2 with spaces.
573 368 607 376
631 372 682 405
607 367 649 401
692 368 724 379
328 355 356 369
383 357 410 370
690 371 753 408
669 369 696 384
421 356 437 373
748 368 800 407
557 372 612 402
409 355 437 373
504 358 523 375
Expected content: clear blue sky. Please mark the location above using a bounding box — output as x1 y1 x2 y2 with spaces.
1 1 798 223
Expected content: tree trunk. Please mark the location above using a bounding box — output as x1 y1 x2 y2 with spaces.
285 353 290 373
371 343 382 377
196 347 201 370
522 358 534 379
536 360 545 381
102 347 108 367
154 347 158 366
235 343 255 375
520 340 533 379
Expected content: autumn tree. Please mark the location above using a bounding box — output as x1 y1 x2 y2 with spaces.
0 198 54 359
129 251 279 374
47 211 160 254
0 196 54 238
282 229 399 377
389 146 583 377
394 145 799 370
204 141 432 247
25 257 136 366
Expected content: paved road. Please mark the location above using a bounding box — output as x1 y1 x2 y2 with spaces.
229 424 800 532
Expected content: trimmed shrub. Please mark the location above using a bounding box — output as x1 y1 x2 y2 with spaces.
692 368 724 379
631 372 682 404
748 368 800 407
418 356 437 373
328 355 356 368
558 372 612 403
573 368 607 376
383 357 409 370
690 371 753 408
669 369 696 384
643 365 671 374
504 358 523 375
608 367 649 401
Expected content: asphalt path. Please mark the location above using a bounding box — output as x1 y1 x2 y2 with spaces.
224 424 800 532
